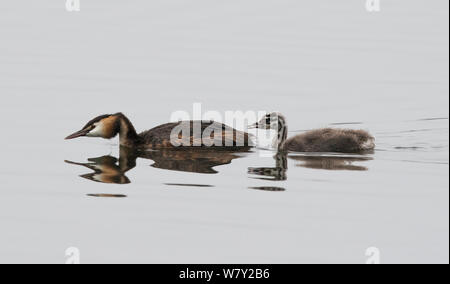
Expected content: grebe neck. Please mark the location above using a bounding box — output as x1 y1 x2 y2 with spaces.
115 113 141 147
273 114 288 151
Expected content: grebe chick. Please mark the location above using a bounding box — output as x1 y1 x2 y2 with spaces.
249 113 375 153
65 113 253 149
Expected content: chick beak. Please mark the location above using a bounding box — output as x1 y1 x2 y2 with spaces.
65 128 90 140
248 122 259 129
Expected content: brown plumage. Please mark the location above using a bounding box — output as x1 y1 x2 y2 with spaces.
283 128 375 153
65 113 254 150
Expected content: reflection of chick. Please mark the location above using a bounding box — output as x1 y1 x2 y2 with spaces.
248 153 287 181
291 156 372 171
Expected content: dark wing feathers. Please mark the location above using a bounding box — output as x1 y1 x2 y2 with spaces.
139 121 254 149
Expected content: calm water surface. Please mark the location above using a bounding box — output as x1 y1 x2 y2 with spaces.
0 1 448 263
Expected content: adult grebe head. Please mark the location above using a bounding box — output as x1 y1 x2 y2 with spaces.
65 113 120 140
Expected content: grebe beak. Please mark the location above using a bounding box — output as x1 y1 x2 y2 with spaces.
65 128 90 140
248 122 259 129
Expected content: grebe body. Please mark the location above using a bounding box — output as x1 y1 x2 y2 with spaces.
65 113 253 150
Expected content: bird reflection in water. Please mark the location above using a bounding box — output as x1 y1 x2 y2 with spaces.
247 153 288 192
145 148 249 174
248 153 288 181
247 152 372 191
248 153 372 179
290 154 373 171
65 155 133 184
87 194 127 198
65 146 250 184
249 186 286 192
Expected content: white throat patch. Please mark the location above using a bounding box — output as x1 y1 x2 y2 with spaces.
86 123 104 137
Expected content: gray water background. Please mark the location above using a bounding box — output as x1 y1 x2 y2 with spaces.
0 0 448 263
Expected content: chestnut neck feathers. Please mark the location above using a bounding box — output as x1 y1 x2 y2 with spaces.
113 113 141 147
75 113 141 147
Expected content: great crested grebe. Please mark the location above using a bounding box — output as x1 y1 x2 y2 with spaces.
65 113 254 149
249 113 375 153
